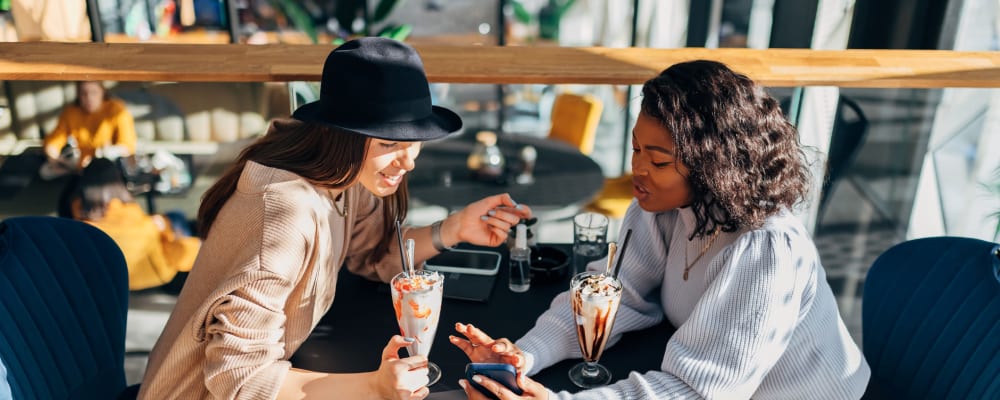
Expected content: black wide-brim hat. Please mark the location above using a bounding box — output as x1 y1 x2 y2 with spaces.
292 37 462 141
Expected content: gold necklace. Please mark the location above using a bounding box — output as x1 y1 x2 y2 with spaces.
331 191 349 217
683 229 721 281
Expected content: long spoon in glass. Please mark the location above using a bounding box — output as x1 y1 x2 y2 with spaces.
604 242 618 276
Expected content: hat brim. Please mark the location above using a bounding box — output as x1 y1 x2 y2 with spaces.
291 101 463 141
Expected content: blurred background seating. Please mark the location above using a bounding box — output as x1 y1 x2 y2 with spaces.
0 81 287 156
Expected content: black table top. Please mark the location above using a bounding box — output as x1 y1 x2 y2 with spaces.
290 243 675 394
407 133 605 221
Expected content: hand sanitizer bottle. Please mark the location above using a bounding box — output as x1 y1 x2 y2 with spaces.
509 223 531 292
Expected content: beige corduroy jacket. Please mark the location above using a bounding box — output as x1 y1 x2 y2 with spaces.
139 161 404 399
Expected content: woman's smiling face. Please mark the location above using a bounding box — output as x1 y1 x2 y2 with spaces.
357 138 421 197
630 111 693 212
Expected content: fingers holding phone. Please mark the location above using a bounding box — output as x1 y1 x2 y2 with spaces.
460 363 548 400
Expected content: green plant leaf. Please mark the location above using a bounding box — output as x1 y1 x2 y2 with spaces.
334 0 366 35
373 0 405 24
510 0 533 24
377 24 413 42
277 0 318 43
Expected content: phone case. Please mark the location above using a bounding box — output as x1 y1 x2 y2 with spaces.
465 363 524 398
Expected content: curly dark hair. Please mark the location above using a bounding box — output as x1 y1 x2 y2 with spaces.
641 60 811 238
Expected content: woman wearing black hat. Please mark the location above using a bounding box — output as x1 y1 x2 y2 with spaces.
138 38 532 400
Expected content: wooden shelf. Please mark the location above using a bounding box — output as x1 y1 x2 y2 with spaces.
1 42 999 88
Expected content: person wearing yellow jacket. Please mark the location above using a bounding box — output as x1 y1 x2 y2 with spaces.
40 81 137 179
68 158 199 291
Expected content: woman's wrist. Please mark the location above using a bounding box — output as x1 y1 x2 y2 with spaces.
364 371 389 400
431 220 454 252
439 214 461 250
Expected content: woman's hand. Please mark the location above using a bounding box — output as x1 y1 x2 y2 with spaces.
443 194 533 248
459 373 549 400
371 335 431 400
449 323 526 372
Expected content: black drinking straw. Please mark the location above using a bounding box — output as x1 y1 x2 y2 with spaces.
395 220 408 275
612 229 632 279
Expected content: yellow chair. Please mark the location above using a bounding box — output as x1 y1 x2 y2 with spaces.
586 173 633 219
547 92 603 155
543 92 631 218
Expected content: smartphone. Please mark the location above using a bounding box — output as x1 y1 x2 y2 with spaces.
465 363 523 399
423 248 501 276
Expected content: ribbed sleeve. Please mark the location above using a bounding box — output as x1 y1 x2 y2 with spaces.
517 204 673 375
519 201 869 399
200 271 296 399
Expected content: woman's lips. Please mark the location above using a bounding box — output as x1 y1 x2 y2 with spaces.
380 172 403 186
632 180 650 200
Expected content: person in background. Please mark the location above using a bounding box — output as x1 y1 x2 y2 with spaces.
40 80 137 180
138 37 532 400
452 60 870 399
68 157 199 292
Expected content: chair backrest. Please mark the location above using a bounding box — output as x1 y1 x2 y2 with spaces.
863 236 1000 399
0 216 129 399
547 92 603 155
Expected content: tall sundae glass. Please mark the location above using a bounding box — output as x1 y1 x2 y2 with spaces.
568 271 623 388
391 270 444 386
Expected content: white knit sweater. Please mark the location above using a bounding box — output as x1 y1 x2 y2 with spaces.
516 201 870 399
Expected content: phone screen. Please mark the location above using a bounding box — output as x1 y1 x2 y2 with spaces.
423 248 501 276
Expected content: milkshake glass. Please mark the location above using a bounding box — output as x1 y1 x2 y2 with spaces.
391 270 444 385
568 271 623 388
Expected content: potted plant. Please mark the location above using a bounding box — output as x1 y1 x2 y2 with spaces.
508 0 577 41
271 0 410 44
331 0 411 44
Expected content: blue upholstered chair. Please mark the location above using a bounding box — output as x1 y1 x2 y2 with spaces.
0 216 129 399
863 236 1000 399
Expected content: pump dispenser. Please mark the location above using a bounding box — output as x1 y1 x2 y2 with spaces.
509 223 531 292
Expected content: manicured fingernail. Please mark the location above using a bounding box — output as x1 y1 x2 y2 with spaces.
487 210 496 216
515 204 524 210
480 215 490 221
510 198 519 207
458 380 468 389
472 375 483 383
403 337 415 343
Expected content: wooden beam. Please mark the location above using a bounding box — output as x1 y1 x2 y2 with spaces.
1 42 999 88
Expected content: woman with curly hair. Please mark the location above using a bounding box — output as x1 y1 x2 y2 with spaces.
451 60 870 399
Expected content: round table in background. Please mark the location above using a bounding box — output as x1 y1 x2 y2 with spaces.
407 132 605 221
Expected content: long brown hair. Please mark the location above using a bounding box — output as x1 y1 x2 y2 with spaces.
198 119 409 263
641 60 811 238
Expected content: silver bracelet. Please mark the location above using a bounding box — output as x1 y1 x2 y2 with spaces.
431 220 453 252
